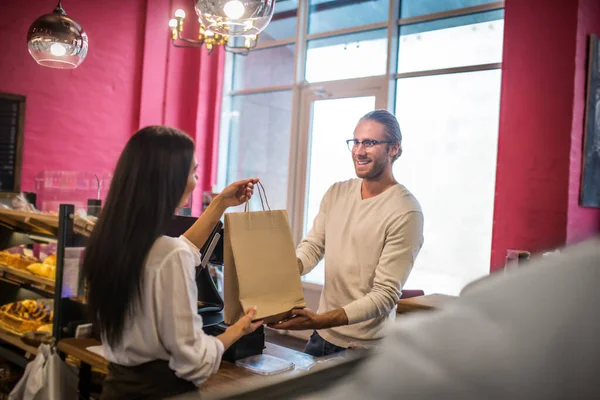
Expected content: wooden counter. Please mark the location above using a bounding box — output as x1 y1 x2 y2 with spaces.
396 294 458 314
57 338 318 397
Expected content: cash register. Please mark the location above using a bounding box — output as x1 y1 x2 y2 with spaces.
165 216 265 362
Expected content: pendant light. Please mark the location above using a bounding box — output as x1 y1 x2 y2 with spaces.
169 7 259 55
27 1 88 69
195 0 275 37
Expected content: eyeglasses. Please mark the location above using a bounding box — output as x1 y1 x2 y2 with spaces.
346 139 395 152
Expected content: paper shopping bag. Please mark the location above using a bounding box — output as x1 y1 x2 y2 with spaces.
223 184 306 325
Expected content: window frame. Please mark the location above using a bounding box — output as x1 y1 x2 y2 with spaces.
217 0 506 293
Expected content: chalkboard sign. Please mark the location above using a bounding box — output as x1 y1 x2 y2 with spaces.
581 35 600 207
0 93 25 192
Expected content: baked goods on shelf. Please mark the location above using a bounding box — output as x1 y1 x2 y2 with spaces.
0 299 53 335
36 323 53 333
0 251 39 271
43 254 56 266
26 263 56 280
25 253 58 280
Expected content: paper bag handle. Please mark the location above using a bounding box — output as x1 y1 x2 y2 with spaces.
244 181 271 212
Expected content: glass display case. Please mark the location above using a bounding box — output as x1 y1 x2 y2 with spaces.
34 171 111 215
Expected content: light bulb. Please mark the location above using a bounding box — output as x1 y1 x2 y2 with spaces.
174 9 186 18
223 0 245 19
50 43 67 56
169 19 178 28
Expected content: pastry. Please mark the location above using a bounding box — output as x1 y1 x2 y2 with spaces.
43 254 56 266
37 323 53 333
26 263 56 280
0 299 53 334
4 253 39 271
0 250 10 264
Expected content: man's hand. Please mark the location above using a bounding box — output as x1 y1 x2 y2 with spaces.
268 308 349 331
268 308 319 330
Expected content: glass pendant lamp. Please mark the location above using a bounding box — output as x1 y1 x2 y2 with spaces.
195 0 275 37
27 1 88 69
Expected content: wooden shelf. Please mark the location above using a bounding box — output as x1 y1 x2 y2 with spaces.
0 329 38 355
0 208 95 238
0 264 54 294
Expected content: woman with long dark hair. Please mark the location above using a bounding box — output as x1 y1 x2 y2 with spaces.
82 126 262 399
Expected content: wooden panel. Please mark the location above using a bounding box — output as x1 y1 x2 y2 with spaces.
396 294 458 314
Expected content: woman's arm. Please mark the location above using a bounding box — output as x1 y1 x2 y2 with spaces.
157 249 262 386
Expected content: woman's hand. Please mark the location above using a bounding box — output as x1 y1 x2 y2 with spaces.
232 306 264 336
217 178 259 208
218 307 263 351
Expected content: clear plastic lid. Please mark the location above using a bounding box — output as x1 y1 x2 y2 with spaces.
235 354 295 376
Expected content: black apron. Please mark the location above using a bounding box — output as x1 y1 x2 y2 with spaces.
100 359 197 400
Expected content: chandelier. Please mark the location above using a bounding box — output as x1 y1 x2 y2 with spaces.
169 9 258 55
26 1 88 69
169 1 276 55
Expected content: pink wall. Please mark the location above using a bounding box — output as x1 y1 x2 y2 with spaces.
491 0 579 270
566 0 600 244
0 0 146 192
492 0 600 270
0 0 223 215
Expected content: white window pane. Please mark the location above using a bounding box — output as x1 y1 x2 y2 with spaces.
394 70 502 295
398 10 504 73
303 96 376 285
224 91 293 212
308 0 388 35
400 0 500 19
306 30 387 83
233 45 295 90
260 1 298 44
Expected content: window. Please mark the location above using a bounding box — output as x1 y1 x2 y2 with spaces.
218 1 505 295
259 1 298 44
400 0 501 19
306 30 388 83
308 0 388 35
221 91 294 213
398 10 504 73
395 70 502 294
232 45 296 90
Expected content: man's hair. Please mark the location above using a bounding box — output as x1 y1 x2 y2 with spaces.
360 110 402 162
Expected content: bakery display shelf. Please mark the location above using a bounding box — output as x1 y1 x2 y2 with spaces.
0 208 95 239
0 264 54 295
0 204 96 373
74 216 95 237
0 329 38 368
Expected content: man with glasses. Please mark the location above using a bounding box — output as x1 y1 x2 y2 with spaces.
269 110 424 357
